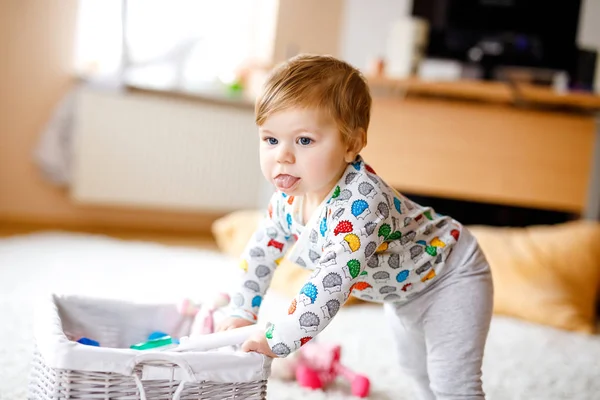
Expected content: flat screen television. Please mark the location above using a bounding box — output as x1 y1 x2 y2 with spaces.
412 0 582 77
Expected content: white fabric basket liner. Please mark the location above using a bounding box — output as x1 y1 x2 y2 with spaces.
33 294 271 383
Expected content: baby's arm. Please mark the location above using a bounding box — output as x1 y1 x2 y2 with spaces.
264 193 389 357
224 192 295 324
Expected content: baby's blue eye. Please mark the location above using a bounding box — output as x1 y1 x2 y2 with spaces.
266 137 278 145
298 137 312 146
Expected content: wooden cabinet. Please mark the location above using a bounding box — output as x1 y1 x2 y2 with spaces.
363 78 600 216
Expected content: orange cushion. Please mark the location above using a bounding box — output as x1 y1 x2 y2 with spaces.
469 221 600 333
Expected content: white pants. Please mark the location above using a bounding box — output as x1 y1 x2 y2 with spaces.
384 234 493 400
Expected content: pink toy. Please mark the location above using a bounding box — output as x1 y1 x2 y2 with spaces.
177 298 200 317
173 298 200 338
175 293 230 337
194 292 230 334
273 342 370 398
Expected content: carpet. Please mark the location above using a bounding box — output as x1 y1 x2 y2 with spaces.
1 232 599 399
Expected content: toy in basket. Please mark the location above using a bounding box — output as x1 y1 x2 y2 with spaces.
28 294 272 400
178 293 231 336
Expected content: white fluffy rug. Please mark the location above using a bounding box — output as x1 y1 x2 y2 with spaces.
1 232 600 400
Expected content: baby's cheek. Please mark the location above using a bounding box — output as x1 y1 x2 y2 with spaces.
310 161 333 181
259 159 275 181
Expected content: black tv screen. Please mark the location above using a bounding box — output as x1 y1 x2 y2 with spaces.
412 0 582 72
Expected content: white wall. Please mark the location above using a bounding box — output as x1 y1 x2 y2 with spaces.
578 0 600 92
273 0 345 62
339 0 413 70
340 0 600 92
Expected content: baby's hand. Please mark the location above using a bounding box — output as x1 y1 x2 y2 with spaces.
215 316 254 332
241 330 278 358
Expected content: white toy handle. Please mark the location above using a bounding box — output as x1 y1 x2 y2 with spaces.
173 324 264 352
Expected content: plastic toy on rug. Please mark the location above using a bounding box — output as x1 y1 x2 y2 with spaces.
272 342 370 398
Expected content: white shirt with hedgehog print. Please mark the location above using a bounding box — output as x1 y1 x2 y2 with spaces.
228 155 466 357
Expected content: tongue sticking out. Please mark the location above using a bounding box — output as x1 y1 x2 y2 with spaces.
274 174 300 190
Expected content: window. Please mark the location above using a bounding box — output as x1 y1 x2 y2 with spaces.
74 0 277 88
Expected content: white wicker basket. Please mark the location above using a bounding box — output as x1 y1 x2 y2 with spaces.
28 294 271 400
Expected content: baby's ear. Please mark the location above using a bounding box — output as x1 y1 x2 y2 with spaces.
344 128 366 162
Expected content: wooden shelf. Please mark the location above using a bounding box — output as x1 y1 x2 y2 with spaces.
515 84 600 111
124 72 600 113
367 76 600 112
368 76 514 104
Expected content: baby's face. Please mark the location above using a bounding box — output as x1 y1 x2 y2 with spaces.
258 108 351 201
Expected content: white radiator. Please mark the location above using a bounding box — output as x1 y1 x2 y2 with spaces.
71 89 270 212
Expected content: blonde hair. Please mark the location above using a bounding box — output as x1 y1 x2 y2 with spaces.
255 54 371 146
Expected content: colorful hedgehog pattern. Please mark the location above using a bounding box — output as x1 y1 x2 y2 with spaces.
229 155 464 357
